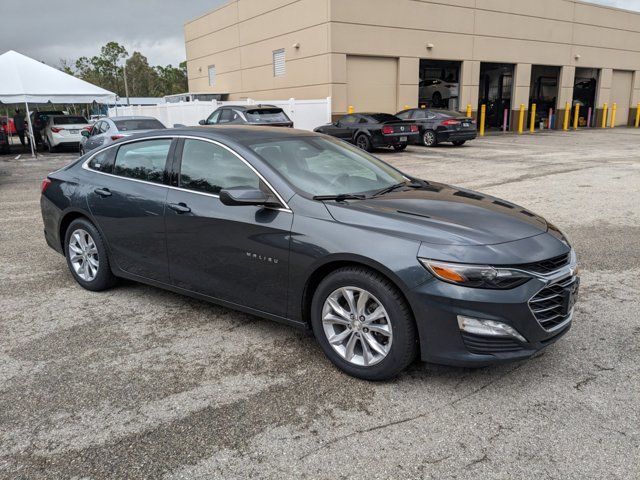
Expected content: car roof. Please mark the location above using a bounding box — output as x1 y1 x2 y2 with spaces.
220 105 280 111
108 116 160 121
123 125 318 143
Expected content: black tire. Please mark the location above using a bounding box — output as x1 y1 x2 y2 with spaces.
422 130 438 147
311 267 417 381
393 144 407 152
432 92 442 107
64 218 117 291
452 140 466 146
355 134 372 152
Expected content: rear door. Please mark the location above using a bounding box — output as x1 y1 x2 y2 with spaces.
86 138 175 282
164 137 293 316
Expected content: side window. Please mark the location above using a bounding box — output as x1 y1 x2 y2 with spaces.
87 149 113 173
427 113 438 120
358 117 369 123
179 139 260 195
206 109 222 124
100 122 110 133
412 110 426 119
218 109 235 124
396 111 411 120
113 139 171 184
340 115 357 124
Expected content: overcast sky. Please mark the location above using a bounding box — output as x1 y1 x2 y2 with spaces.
1 0 639 68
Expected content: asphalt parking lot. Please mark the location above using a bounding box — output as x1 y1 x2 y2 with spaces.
1 129 639 479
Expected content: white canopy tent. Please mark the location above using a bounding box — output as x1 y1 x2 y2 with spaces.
0 50 116 156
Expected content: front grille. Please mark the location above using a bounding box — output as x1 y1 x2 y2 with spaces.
461 332 525 354
529 275 578 331
509 253 570 275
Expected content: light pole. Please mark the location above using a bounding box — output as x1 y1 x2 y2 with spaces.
122 62 130 106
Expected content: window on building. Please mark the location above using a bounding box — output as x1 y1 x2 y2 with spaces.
273 49 285 77
208 65 216 86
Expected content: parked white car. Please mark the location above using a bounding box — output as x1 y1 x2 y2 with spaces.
42 115 91 152
419 78 459 107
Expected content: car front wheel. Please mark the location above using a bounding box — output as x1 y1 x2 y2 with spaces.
64 218 116 291
311 267 417 380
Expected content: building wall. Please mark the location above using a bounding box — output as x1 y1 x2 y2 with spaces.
185 0 640 124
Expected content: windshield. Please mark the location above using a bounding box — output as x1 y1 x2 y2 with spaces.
53 116 88 125
245 109 290 123
114 119 165 131
246 136 406 197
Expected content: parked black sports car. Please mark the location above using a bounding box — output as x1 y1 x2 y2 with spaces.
396 108 477 147
314 113 418 152
41 126 578 380
199 105 293 128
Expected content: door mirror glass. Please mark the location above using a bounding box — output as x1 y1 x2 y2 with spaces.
219 187 271 206
81 129 90 138
198 119 206 125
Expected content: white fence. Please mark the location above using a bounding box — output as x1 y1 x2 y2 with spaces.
108 97 332 131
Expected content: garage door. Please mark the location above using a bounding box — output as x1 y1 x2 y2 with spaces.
347 56 398 114
611 70 632 126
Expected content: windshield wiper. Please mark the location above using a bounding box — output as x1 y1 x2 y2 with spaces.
313 193 367 201
372 180 424 197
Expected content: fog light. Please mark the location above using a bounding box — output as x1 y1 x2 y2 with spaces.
457 316 527 343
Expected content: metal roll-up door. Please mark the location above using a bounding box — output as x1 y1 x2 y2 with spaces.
347 56 398 114
611 70 632 126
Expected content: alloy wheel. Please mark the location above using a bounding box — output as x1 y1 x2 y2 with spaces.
68 228 99 281
423 131 436 146
321 286 393 366
356 136 369 150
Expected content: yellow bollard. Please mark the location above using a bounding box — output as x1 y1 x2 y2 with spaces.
466 104 472 118
635 103 640 128
404 105 410 111
562 102 570 131
517 104 525 134
530 103 536 133
479 104 486 137
347 105 354 114
601 103 608 128
573 104 580 130
611 103 617 128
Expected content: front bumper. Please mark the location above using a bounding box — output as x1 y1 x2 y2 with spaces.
406 263 578 367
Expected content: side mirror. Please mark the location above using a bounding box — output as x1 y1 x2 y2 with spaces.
81 130 90 138
198 119 207 125
219 187 274 207
173 123 186 128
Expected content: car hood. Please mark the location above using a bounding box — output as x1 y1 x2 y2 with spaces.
324 182 549 246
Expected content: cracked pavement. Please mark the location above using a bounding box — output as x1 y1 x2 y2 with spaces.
1 129 639 479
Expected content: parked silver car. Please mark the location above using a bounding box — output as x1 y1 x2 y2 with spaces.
80 116 166 155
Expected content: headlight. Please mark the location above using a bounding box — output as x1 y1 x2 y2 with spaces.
419 259 532 289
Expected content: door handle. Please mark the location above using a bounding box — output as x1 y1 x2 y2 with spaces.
94 188 111 197
168 202 191 214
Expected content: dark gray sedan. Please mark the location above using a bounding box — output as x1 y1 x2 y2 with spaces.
396 108 477 147
41 126 578 380
80 116 165 155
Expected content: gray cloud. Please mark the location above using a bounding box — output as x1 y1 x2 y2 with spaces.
0 0 226 67
1 0 639 69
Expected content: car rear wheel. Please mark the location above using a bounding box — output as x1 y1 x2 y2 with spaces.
422 130 438 147
311 267 417 380
64 218 116 291
452 140 466 146
355 134 372 152
432 92 442 107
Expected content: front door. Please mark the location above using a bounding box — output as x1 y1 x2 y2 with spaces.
87 138 173 282
165 138 293 317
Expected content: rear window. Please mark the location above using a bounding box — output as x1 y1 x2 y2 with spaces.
114 119 165 131
367 113 400 123
53 116 87 125
245 109 290 123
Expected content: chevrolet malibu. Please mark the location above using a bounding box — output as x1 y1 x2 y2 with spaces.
40 127 579 380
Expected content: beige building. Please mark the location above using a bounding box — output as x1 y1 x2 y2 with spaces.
185 0 640 128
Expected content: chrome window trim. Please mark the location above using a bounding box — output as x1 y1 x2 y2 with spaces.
81 134 292 213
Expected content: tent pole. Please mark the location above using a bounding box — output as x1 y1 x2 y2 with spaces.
24 101 36 158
